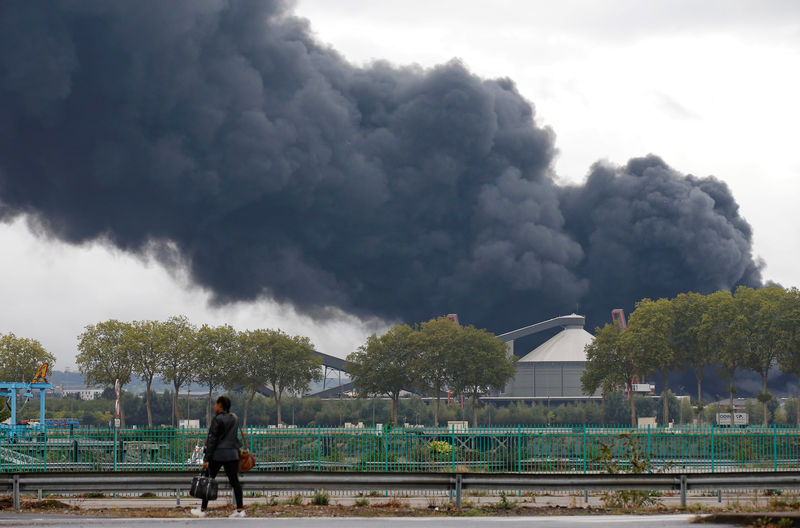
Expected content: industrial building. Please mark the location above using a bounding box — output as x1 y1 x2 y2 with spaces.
491 314 600 401
298 313 603 402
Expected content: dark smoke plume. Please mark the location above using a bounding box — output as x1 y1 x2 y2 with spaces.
0 0 761 336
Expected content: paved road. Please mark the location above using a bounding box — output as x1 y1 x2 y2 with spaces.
0 514 735 527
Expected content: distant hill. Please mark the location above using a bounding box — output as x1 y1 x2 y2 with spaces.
47 369 349 395
48 370 208 394
49 369 87 388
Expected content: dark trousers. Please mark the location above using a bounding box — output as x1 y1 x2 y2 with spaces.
201 459 243 510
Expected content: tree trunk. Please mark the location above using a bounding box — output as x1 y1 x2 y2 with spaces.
600 391 606 426
243 389 255 428
119 389 126 428
797 377 800 426
390 395 398 425
434 384 441 428
472 395 479 428
662 373 670 426
628 384 636 427
762 374 769 426
729 383 735 427
206 387 214 427
173 382 182 425
696 376 703 408
145 378 153 428
275 393 282 426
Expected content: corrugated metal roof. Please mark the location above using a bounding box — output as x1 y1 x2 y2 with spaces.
518 327 594 363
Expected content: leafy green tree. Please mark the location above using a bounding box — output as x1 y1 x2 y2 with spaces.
76 320 133 426
627 298 674 425
581 325 623 425
127 320 163 427
159 315 197 426
449 325 516 427
737 285 786 425
347 324 420 425
0 332 55 382
228 330 265 427
251 329 321 425
195 324 239 426
672 292 713 410
777 288 800 424
699 290 743 426
583 322 642 426
415 317 460 427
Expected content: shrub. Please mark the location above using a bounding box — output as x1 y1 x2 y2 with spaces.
493 492 516 510
312 489 329 506
284 494 303 506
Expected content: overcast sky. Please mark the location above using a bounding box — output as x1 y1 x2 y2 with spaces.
1 0 798 369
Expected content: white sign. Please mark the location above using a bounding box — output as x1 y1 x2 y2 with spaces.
114 418 121 428
637 417 657 429
716 412 749 426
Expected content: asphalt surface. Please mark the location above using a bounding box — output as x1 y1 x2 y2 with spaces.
0 514 735 527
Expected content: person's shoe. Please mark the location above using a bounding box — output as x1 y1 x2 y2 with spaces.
229 509 246 518
190 508 207 517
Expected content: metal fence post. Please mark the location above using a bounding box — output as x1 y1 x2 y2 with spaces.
451 427 456 473
773 424 778 471
679 474 687 508
646 425 651 472
317 426 322 472
113 424 118 472
516 425 521 473
384 428 389 472
455 473 462 508
181 427 185 471
12 474 19 510
582 424 587 474
710 425 715 473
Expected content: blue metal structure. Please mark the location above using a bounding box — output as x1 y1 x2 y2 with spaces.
0 381 52 432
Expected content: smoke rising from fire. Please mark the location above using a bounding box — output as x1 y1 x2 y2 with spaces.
0 0 761 334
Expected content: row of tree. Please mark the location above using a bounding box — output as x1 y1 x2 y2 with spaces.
346 318 517 426
582 286 800 426
76 317 321 427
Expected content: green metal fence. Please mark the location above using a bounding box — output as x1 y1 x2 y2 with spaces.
1 425 798 473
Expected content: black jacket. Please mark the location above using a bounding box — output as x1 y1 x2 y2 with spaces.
203 411 241 462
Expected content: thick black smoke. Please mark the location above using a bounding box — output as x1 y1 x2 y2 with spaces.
0 0 761 336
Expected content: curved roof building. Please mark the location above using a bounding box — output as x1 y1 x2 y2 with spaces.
499 317 598 400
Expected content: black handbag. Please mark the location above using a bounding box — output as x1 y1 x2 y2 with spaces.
190 470 218 501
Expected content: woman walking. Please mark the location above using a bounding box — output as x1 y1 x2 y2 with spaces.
191 395 245 517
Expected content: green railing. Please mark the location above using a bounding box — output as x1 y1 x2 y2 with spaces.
1 425 798 473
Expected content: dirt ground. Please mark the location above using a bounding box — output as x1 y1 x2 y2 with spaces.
2 491 800 521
